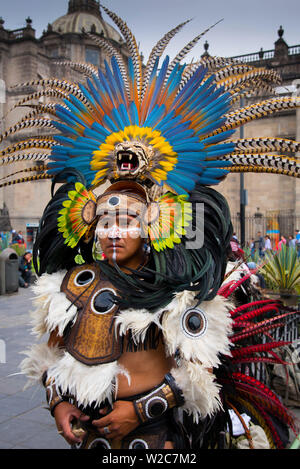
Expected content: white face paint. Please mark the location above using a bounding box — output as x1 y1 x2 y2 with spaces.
95 224 142 239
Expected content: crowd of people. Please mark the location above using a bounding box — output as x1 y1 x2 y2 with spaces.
249 229 300 258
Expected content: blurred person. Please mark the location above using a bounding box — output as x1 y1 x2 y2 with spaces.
19 251 32 288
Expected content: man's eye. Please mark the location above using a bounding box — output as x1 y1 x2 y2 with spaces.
117 216 131 227
98 218 110 229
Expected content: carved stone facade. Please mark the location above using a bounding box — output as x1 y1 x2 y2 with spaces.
0 1 128 246
0 3 299 246
214 27 300 229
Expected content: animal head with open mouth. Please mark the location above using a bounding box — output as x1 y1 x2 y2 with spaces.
114 140 152 179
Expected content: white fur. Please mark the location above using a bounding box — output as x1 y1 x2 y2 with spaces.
115 308 163 343
29 271 70 337
162 291 233 367
45 292 78 337
47 352 130 408
171 362 222 422
19 342 63 388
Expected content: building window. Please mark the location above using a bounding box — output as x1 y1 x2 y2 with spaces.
85 47 99 66
49 47 59 58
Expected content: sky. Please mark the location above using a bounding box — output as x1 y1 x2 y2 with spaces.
0 0 299 60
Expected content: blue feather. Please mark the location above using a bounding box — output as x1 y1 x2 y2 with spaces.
53 136 75 146
78 83 96 107
129 102 139 125
165 127 194 141
154 109 176 130
172 141 204 152
55 106 84 128
83 128 107 142
98 69 115 106
51 121 79 137
111 56 127 103
103 115 119 133
148 56 170 113
111 107 126 130
196 118 227 137
75 137 101 149
203 168 229 177
201 130 235 146
143 104 166 128
164 180 189 196
205 160 232 167
67 95 89 113
167 172 196 192
118 103 131 127
91 122 111 137
157 114 187 133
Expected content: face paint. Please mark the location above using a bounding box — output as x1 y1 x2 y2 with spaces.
96 224 141 239
112 238 117 263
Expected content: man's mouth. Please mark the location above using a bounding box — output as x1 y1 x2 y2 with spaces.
117 151 139 172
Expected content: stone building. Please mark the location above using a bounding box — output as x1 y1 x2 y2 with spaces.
0 0 128 249
206 27 300 243
0 1 299 248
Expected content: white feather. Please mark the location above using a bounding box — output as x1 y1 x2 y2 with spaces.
29 270 68 337
171 362 222 422
115 308 163 343
48 352 130 408
19 342 63 389
162 292 233 366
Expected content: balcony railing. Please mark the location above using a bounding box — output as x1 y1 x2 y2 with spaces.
231 44 300 63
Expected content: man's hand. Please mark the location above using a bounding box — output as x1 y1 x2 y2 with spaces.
53 401 90 445
92 400 139 441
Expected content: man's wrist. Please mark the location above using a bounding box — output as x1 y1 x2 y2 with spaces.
42 372 69 417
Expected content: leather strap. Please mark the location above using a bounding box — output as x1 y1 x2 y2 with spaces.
43 373 69 417
133 373 185 424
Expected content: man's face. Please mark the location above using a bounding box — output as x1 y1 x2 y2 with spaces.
96 213 145 267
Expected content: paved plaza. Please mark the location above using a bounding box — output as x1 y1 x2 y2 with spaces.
0 286 299 450
0 287 68 449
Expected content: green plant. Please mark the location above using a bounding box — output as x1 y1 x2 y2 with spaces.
10 243 26 257
261 245 300 293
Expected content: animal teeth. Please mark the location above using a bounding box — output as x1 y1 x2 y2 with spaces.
129 155 132 160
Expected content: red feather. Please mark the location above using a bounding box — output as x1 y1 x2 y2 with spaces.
234 304 279 322
230 299 280 317
231 341 291 358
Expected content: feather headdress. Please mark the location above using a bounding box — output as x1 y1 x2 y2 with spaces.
2 5 300 252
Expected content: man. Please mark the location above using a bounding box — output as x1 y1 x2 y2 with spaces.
263 235 272 252
18 251 32 288
21 180 232 450
255 232 264 257
17 5 298 451
295 230 300 257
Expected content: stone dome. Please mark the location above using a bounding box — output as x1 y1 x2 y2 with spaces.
51 1 123 43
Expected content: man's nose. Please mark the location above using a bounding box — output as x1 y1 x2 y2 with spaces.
107 225 122 239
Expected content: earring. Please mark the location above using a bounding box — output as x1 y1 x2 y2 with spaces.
144 242 151 254
93 235 103 260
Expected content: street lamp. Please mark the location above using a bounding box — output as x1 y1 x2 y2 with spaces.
239 97 247 247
